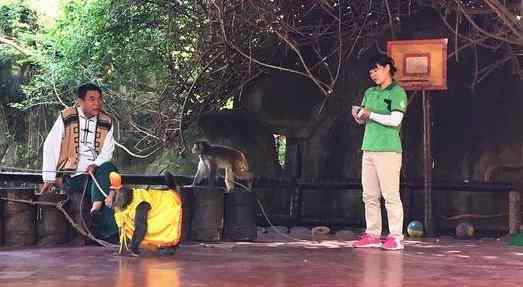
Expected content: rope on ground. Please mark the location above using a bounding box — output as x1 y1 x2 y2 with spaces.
217 177 306 241
255 196 307 242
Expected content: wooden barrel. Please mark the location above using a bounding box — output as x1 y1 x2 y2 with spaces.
0 188 4 246
179 187 194 242
223 191 257 241
64 188 89 245
509 190 521 234
4 187 36 247
190 187 224 242
36 193 68 246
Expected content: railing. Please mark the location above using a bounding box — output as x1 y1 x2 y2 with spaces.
0 172 519 235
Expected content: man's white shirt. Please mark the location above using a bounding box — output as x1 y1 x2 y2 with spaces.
42 108 115 182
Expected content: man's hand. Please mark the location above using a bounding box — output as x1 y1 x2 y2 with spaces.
105 190 115 208
40 182 55 193
85 164 98 175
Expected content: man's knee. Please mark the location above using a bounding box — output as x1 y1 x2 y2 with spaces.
95 162 118 175
98 161 118 170
64 175 89 193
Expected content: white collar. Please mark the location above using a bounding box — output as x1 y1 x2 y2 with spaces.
77 107 97 121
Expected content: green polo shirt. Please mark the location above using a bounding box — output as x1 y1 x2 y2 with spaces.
361 82 407 152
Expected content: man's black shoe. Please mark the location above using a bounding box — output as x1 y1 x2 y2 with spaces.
90 209 103 225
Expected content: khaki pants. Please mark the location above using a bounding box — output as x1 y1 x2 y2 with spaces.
361 151 403 238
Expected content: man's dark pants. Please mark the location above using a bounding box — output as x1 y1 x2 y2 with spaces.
64 162 118 241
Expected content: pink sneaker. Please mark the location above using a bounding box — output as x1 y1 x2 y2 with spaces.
382 235 404 250
353 233 382 248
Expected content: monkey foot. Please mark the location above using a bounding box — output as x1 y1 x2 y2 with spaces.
164 172 178 190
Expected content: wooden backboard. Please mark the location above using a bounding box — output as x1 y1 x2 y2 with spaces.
387 39 448 91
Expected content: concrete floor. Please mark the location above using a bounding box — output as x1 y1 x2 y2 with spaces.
1 238 523 287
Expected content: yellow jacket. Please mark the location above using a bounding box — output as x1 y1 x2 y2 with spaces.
114 188 182 251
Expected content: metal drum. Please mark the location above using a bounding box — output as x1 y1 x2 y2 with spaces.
36 193 68 246
179 187 194 242
189 186 224 242
4 187 37 247
223 190 257 241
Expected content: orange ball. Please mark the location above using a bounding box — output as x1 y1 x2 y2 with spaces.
109 172 122 189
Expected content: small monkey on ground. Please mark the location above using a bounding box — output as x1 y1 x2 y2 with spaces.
192 141 253 192
110 172 183 256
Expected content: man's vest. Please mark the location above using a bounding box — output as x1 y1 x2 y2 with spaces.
114 188 183 251
57 106 112 171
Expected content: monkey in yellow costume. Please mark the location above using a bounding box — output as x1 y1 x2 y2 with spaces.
109 172 183 256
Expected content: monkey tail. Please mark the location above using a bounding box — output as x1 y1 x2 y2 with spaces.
119 224 128 255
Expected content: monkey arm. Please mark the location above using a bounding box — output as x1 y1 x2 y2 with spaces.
164 172 178 190
130 202 151 253
208 160 217 187
193 160 208 185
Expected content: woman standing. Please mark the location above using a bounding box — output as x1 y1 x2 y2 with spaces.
352 54 407 250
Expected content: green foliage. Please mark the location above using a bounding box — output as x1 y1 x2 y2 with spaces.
274 135 286 167
14 142 38 166
22 0 202 131
0 0 260 171
0 2 38 35
0 1 38 63
24 0 171 105
0 0 206 170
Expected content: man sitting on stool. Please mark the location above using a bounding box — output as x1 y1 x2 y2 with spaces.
40 83 118 242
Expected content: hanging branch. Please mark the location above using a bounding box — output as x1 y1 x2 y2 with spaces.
0 35 32 56
19 0 523 156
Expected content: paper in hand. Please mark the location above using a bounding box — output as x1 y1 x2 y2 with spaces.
352 105 361 115
352 105 365 123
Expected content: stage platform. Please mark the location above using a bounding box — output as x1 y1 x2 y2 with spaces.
1 238 522 287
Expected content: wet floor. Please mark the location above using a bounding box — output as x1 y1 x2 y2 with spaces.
1 238 522 287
